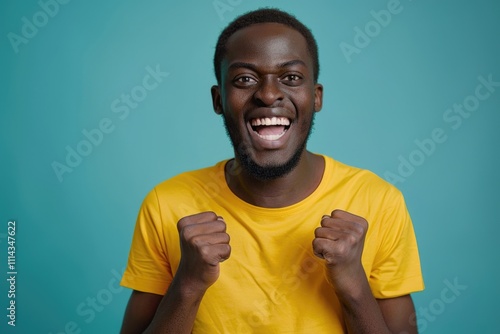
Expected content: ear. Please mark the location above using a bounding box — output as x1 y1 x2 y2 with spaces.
314 83 323 112
211 85 223 115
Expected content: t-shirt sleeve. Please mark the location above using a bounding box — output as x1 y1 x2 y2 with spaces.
369 189 425 299
120 188 173 295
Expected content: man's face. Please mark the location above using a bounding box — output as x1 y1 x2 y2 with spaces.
212 22 323 179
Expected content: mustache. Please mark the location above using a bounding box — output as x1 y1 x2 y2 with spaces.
220 113 316 180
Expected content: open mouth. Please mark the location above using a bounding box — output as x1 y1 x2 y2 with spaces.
249 117 291 141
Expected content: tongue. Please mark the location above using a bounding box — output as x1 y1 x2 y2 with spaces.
256 125 285 136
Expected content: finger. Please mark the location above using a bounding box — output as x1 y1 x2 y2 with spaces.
200 244 231 265
190 232 230 247
312 238 330 259
320 218 351 232
330 210 368 228
314 226 340 240
182 221 227 240
321 217 366 236
320 216 333 227
177 211 220 231
217 243 231 262
330 209 350 219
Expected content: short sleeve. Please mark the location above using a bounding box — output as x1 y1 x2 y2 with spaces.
120 188 172 295
369 190 425 298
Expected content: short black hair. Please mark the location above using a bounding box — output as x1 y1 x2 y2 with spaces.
213 8 320 84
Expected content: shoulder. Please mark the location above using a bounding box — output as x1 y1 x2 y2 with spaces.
323 155 404 203
143 160 228 204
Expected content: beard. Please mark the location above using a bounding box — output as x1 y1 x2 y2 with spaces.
222 113 315 181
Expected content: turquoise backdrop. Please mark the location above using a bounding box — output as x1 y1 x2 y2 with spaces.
1 0 499 333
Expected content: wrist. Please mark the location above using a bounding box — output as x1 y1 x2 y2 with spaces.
328 265 369 302
170 273 208 302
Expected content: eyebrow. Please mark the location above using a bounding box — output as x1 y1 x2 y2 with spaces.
228 59 307 72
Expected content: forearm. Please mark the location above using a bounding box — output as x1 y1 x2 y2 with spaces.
337 278 391 334
332 268 391 334
144 277 205 334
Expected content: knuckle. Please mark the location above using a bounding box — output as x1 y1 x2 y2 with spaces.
330 209 344 217
204 211 218 220
224 244 231 256
218 245 231 262
312 238 318 248
321 218 332 227
181 224 197 240
214 219 226 231
190 235 204 247
312 238 324 251
352 221 367 235
335 243 346 256
346 234 358 245
177 217 188 231
199 245 212 259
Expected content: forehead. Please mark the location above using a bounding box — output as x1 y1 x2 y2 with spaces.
223 22 312 70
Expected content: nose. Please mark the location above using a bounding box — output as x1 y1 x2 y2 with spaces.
253 76 284 106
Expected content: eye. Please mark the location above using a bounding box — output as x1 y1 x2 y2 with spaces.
281 74 303 85
233 76 257 86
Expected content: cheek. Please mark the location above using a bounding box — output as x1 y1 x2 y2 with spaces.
299 117 312 134
292 94 315 122
234 91 252 109
224 85 247 103
224 94 253 125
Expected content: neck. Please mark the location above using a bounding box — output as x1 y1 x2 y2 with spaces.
225 150 325 208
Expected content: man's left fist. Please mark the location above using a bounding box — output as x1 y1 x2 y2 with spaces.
312 209 368 287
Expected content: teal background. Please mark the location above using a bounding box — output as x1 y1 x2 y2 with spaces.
1 0 499 333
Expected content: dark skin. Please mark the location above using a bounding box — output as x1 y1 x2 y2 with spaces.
120 23 418 334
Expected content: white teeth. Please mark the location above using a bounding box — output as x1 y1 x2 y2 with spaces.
250 117 291 126
256 131 287 141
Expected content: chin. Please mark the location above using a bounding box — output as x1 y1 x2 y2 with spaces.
238 146 305 181
223 113 314 180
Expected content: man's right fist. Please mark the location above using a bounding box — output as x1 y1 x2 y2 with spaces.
176 212 231 293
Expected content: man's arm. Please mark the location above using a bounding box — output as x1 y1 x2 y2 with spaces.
120 278 208 334
120 212 231 334
378 295 417 333
120 291 162 334
332 271 417 333
313 210 418 333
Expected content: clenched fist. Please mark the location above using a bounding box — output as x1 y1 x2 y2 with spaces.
176 212 231 294
313 210 368 294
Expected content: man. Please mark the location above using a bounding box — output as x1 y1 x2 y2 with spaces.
120 8 424 333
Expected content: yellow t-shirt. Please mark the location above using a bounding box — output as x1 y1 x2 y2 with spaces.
121 155 424 333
